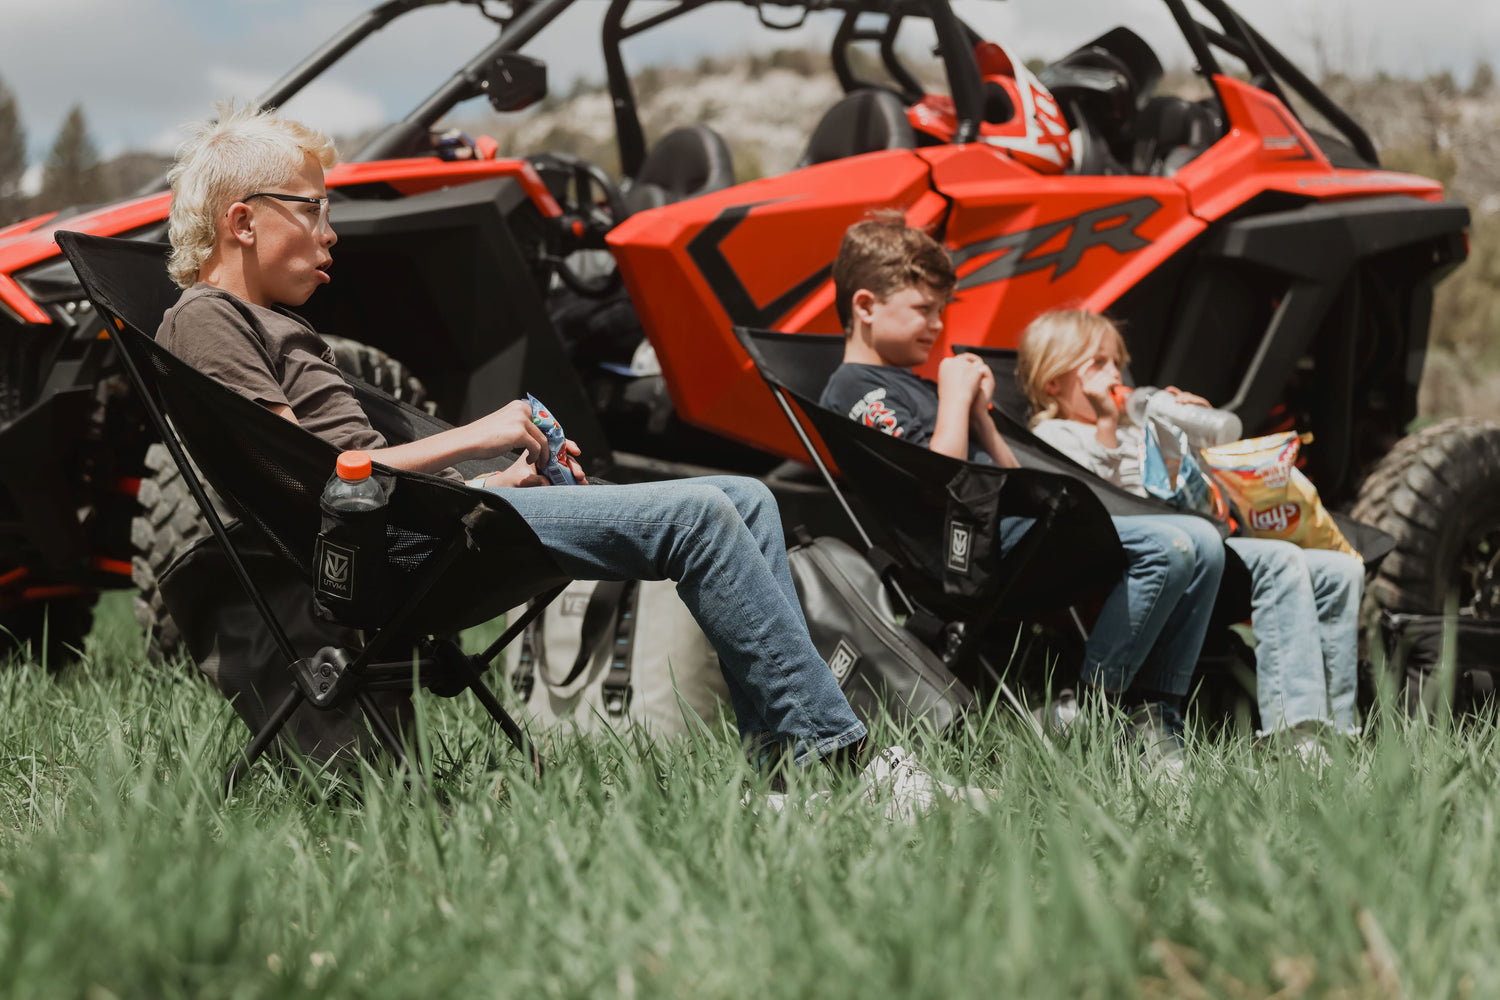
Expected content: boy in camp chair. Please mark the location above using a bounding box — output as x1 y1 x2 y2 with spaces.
820 212 1226 774
155 102 993 819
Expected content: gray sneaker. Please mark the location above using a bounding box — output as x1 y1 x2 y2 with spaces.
1257 720 1332 775
858 745 997 823
1125 703 1188 783
1031 688 1081 735
740 787 833 816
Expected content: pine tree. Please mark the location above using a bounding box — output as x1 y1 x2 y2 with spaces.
0 73 25 227
38 104 109 212
1471 60 1495 97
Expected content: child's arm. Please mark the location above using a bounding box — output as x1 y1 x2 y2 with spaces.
268 397 551 476
969 363 1020 468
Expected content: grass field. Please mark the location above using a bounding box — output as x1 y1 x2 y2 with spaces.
1 594 1494 999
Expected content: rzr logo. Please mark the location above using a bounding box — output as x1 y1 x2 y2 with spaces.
952 196 1161 289
828 638 859 683
689 195 1159 329
1250 502 1301 534
947 520 973 574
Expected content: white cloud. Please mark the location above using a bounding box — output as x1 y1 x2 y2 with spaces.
19 164 41 198
205 68 387 141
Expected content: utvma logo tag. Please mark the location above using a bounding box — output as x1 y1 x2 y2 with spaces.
828 638 859 683
947 519 973 574
315 537 357 599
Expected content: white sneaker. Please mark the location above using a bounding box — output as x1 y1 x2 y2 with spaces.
858 745 996 823
740 787 832 817
1031 688 1081 735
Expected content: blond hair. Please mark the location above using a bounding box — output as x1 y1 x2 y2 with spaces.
1015 310 1130 427
166 101 339 289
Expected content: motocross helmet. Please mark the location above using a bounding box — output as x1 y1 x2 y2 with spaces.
908 41 1073 174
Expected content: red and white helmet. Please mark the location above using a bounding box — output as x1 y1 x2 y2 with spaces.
908 40 1073 174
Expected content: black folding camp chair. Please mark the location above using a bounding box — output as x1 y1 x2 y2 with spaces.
59 231 573 792
733 326 1126 708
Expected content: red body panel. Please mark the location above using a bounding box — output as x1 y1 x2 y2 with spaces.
0 156 560 324
609 80 1447 464
608 151 933 458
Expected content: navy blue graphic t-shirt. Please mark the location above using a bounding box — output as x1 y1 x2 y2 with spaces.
819 362 992 464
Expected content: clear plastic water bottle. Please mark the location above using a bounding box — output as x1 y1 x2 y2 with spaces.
1125 386 1243 448
525 392 577 486
315 450 388 626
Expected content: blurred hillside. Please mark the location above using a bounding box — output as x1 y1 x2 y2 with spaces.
7 53 1498 419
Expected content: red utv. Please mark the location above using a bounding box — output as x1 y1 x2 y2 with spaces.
0 0 1479 675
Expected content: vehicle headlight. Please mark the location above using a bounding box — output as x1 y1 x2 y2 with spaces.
13 257 96 333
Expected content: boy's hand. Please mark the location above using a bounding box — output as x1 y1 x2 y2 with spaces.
467 400 550 465
482 463 548 488
559 439 588 485
937 354 988 406
971 363 996 423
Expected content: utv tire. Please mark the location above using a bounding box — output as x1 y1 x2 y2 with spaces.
1351 418 1500 618
130 443 228 661
321 335 436 415
131 339 433 661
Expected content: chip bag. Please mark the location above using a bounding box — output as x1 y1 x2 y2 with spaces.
1199 431 1358 558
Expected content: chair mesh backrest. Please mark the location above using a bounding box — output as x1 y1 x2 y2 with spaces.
59 232 565 631
738 327 1171 520
733 327 1122 617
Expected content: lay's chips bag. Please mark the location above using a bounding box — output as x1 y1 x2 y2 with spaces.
1200 431 1358 558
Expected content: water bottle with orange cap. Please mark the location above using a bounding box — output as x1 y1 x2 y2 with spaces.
314 450 388 626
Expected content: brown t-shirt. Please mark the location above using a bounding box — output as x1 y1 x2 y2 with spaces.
157 284 461 480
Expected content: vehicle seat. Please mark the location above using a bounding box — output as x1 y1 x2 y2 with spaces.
623 125 738 214
1130 96 1223 176
798 89 916 168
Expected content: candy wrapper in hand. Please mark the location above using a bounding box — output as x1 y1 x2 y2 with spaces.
525 393 577 486
1199 431 1357 558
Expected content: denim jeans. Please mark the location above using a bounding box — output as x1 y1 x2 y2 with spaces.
484 476 866 764
1226 539 1362 734
1082 514 1226 697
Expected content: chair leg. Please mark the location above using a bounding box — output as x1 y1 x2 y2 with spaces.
223 687 304 797
454 654 544 782
975 652 1047 742
354 689 412 774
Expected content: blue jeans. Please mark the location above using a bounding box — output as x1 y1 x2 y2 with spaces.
1226 539 1362 734
1082 515 1225 697
485 476 866 764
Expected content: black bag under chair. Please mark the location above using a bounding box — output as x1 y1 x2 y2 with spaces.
733 326 1125 723
60 231 574 791
786 533 972 734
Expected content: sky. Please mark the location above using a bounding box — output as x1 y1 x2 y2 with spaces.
1 0 1495 174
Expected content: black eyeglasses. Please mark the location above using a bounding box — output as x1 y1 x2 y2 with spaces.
242 191 330 233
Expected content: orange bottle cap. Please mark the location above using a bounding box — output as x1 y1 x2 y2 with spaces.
336 451 372 480
1109 384 1133 411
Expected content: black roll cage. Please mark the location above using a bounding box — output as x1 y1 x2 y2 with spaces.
602 0 984 180
231 0 1376 177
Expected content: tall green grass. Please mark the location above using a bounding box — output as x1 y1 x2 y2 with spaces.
1 593 1495 998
